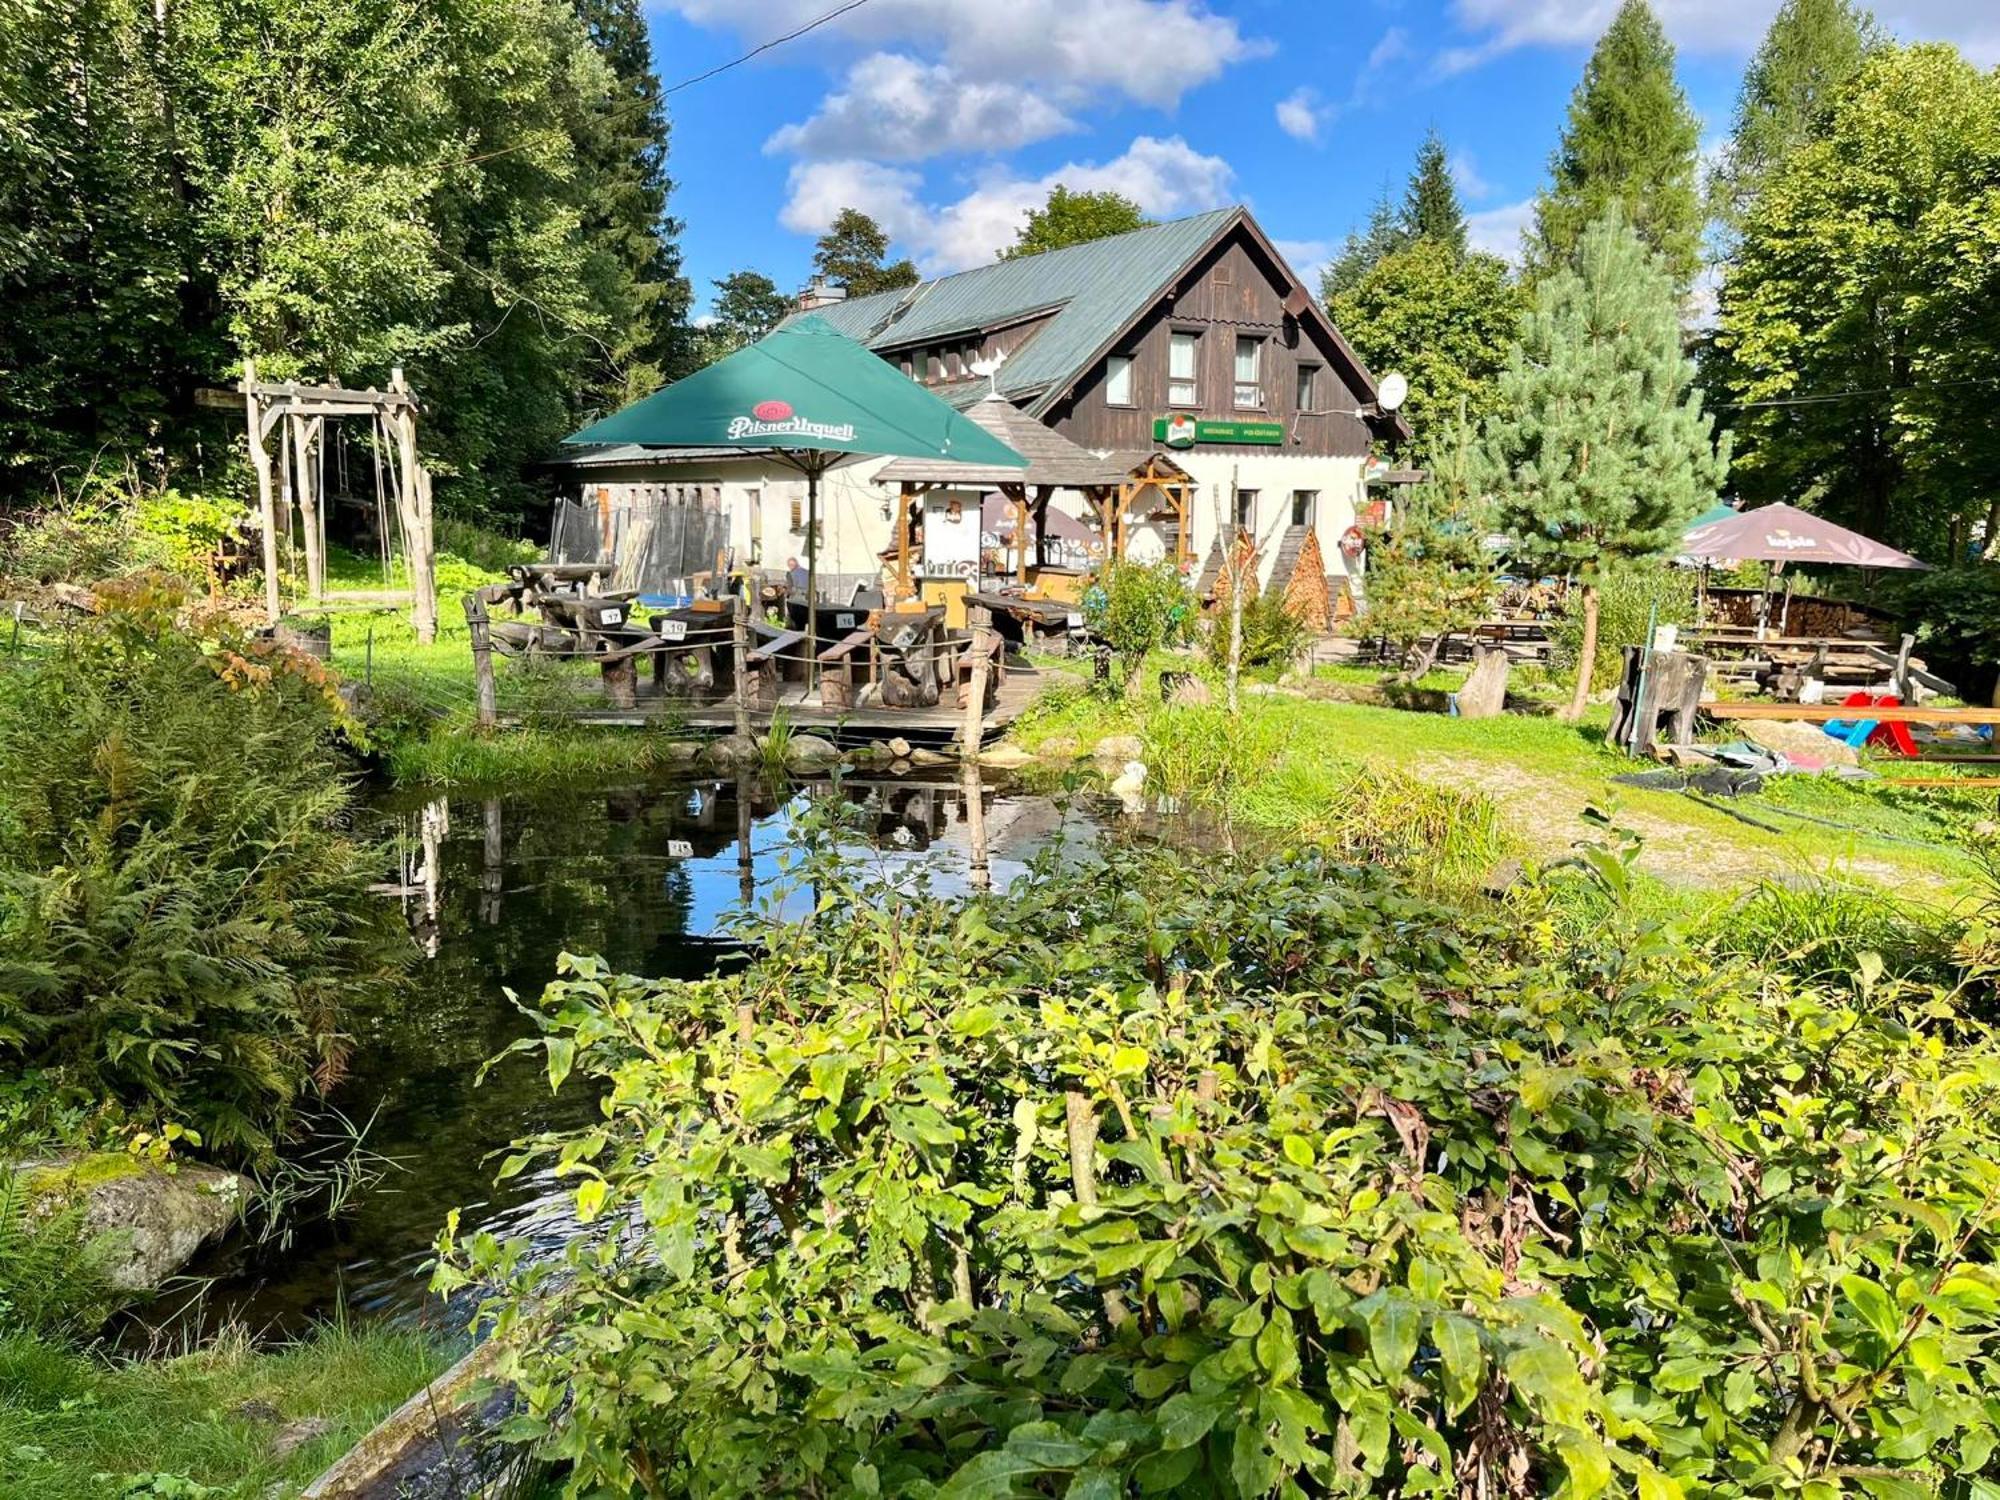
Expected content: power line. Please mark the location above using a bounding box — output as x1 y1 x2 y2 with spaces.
665 0 873 95
1712 377 2000 412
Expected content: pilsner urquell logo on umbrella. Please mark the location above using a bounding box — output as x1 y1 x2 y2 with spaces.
727 399 857 442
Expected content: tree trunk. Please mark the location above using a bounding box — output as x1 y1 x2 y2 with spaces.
1563 583 1599 723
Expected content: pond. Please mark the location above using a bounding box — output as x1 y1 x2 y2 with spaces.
154 771 1104 1341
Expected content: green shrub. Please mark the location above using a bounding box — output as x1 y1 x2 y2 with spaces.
1082 560 1194 688
3 498 137 585
1204 588 1310 673
131 490 243 589
1550 561 1696 690
0 582 403 1158
442 837 2000 1498
0 1173 121 1339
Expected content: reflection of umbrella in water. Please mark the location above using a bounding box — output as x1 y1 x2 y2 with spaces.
561 315 1027 679
1681 501 1928 635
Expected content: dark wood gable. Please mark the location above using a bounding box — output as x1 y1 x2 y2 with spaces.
1039 216 1398 460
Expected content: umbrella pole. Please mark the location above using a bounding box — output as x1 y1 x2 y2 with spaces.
805 460 820 690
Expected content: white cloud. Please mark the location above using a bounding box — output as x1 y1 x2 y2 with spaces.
1441 0 2000 69
1273 237 1334 287
780 136 1236 273
1466 197 1536 263
1275 88 1324 143
662 0 1263 110
1449 151 1495 202
768 53 1075 160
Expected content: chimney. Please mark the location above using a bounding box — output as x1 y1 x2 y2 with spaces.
797 275 847 312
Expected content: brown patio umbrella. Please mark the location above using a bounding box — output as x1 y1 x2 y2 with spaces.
1682 502 1928 570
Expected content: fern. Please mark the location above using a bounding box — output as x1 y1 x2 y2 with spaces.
0 1173 121 1339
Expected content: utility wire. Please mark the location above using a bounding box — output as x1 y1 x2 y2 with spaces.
665 0 873 95
1711 376 2000 411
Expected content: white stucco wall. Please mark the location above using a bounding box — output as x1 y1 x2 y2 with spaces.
1121 451 1366 588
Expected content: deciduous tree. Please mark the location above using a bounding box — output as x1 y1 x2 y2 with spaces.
1328 239 1522 466
1001 186 1149 260
1485 210 1727 720
709 270 789 352
1714 43 2000 561
1527 0 1703 293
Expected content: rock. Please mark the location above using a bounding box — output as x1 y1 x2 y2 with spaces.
660 739 702 764
1038 734 1081 758
1480 857 1524 898
1166 675 1213 708
908 747 953 767
273 1417 334 1461
1091 733 1145 762
237 1400 283 1425
886 736 913 760
703 733 761 768
1741 718 1858 768
1108 760 1148 800
782 734 841 771
14 1153 248 1293
978 743 1035 769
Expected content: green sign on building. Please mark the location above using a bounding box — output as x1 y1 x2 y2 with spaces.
1153 415 1286 448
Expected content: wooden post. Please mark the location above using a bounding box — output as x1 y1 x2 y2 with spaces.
896 482 915 605
389 368 437 645
960 604 992 761
961 754 990 892
292 412 325 601
465 591 497 730
1009 485 1030 586
244 359 282 626
480 798 503 926
731 595 753 742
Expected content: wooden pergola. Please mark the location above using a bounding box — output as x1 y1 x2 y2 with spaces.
875 395 1128 600
1107 452 1196 569
239 360 438 642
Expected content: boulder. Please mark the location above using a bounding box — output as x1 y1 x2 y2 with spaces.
703 733 761 768
1091 733 1145 763
660 739 702 764
908 747 953 767
782 734 841 771
978 743 1035 770
1038 734 1081 759
1741 718 1859 768
886 736 914 760
1166 675 1214 708
15 1153 248 1293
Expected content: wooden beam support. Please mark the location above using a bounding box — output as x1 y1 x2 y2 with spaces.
244 358 282 626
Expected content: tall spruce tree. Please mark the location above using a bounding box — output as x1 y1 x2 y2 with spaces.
1320 188 1406 301
1527 0 1703 293
1401 128 1467 254
813 208 919 295
572 0 695 389
1484 209 1728 720
1708 0 1878 234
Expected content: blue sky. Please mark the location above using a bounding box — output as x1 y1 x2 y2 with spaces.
649 0 1998 316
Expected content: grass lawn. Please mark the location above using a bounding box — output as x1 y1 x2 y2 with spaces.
0 1323 450 1499
1006 653 1990 900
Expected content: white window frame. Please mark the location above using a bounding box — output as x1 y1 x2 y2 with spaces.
1168 332 1199 407
1234 488 1258 532
1234 336 1264 410
1290 489 1317 528
1104 354 1134 407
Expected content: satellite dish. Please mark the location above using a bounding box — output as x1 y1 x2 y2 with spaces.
1376 371 1409 412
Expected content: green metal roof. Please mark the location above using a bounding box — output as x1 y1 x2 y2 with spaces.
785 207 1241 414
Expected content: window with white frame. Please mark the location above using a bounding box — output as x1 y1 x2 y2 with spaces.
1104 354 1134 407
1169 332 1199 406
1234 336 1263 409
1234 488 1258 531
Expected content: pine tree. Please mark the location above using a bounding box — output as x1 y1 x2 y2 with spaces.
1709 0 1878 233
813 208 919 296
1366 399 1496 680
1401 128 1467 255
1527 0 1703 293
1320 188 1407 301
1484 209 1728 720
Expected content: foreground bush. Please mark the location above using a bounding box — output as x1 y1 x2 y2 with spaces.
0 583 402 1156
443 837 2000 1497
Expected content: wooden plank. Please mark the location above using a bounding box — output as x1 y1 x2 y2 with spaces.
1701 702 2000 725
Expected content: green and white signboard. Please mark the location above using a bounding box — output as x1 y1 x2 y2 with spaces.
1153 415 1285 448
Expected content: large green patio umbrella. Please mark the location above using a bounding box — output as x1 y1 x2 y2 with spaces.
564 314 1027 679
